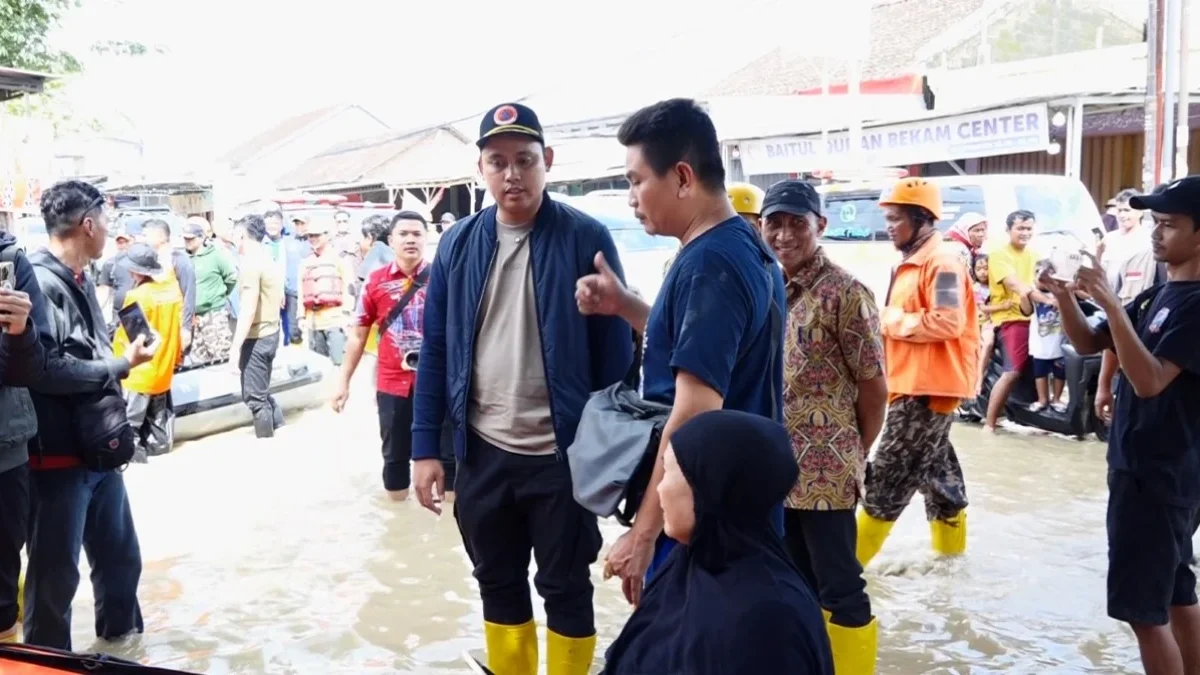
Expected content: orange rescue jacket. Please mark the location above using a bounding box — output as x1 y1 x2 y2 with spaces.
882 235 980 399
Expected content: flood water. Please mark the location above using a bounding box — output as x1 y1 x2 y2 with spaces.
63 383 1143 674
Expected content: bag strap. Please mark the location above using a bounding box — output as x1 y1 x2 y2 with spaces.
381 265 430 329
766 300 782 423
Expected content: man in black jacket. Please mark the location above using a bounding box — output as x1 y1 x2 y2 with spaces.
0 232 46 643
23 180 155 650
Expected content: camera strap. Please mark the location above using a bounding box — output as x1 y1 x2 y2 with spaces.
380 266 431 331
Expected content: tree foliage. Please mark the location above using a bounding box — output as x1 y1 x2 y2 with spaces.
0 0 82 73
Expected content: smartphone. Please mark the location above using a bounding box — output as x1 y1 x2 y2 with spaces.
117 302 157 346
1049 247 1084 282
0 261 12 334
462 652 496 675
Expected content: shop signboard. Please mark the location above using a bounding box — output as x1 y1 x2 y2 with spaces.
738 103 1050 176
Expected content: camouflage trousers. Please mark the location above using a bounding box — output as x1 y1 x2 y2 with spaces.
862 396 969 523
191 308 233 365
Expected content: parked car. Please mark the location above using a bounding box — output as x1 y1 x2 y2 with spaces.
551 192 676 302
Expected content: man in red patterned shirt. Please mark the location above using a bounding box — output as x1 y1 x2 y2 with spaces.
331 211 454 501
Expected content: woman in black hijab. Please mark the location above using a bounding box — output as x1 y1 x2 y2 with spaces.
602 410 834 674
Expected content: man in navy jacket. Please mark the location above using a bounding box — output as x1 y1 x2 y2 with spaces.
412 102 632 675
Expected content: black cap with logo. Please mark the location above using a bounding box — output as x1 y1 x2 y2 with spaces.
477 102 545 148
1130 175 1200 217
761 180 823 220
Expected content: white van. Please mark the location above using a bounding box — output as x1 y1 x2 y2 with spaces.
816 174 1104 301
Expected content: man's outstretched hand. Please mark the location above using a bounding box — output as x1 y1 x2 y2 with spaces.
576 252 629 317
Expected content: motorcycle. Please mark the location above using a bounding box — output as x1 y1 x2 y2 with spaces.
959 301 1110 441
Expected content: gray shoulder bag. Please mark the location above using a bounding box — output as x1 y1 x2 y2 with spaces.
568 276 783 527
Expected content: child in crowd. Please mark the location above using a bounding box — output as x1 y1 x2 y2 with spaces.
1027 260 1067 413
971 254 1016 395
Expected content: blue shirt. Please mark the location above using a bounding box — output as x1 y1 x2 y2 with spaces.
642 217 787 577
1103 281 1200 507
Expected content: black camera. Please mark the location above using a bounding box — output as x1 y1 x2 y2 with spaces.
402 350 419 371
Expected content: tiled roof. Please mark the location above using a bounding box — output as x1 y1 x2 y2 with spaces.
704 0 987 96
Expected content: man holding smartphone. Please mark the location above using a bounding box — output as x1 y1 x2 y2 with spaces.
1047 176 1200 675
113 243 185 461
24 180 155 650
0 230 46 644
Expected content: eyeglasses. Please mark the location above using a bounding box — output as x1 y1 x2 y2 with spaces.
77 196 106 227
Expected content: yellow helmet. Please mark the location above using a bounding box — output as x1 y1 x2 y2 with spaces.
727 182 765 216
878 178 943 221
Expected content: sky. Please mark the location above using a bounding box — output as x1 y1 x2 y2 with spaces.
45 0 873 172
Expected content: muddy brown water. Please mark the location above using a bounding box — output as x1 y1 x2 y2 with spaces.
61 389 1143 674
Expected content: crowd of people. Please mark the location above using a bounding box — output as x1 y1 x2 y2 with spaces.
0 95 1198 675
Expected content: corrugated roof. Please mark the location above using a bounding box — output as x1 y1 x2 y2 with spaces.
220 104 390 169
704 0 987 96
275 124 476 191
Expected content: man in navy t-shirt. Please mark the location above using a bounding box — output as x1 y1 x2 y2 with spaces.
1046 175 1200 675
576 98 786 607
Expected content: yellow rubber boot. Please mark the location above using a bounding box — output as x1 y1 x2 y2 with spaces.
855 510 896 568
546 630 597 675
930 510 967 556
484 620 539 675
826 618 879 675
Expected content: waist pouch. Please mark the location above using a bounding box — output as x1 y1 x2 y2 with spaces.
72 387 136 470
567 381 670 527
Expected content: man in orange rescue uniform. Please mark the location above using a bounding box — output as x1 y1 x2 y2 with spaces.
113 243 185 461
856 178 979 567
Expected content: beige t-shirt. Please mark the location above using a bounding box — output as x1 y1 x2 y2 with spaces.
468 223 556 455
240 246 284 339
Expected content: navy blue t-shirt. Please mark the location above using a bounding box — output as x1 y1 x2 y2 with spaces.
642 216 787 577
1102 281 1200 507
642 217 785 418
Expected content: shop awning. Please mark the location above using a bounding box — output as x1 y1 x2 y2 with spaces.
0 66 55 102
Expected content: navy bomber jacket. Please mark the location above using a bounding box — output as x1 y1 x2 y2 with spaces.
412 194 634 461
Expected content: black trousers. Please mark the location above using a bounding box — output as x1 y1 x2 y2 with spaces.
124 391 175 460
0 462 29 630
239 336 282 438
784 508 872 627
283 292 301 344
455 433 602 638
376 392 457 492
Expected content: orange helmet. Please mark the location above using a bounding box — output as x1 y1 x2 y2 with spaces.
878 178 942 221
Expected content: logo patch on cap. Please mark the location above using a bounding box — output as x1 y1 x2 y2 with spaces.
494 105 519 125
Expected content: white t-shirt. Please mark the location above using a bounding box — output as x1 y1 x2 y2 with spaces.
1028 302 1065 361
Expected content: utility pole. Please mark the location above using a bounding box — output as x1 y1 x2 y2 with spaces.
1144 0 1164 191
1177 0 1191 177
1162 0 1182 181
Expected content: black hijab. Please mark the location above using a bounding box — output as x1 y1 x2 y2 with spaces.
602 410 833 675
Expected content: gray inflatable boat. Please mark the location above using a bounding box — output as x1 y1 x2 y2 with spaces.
171 345 334 442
